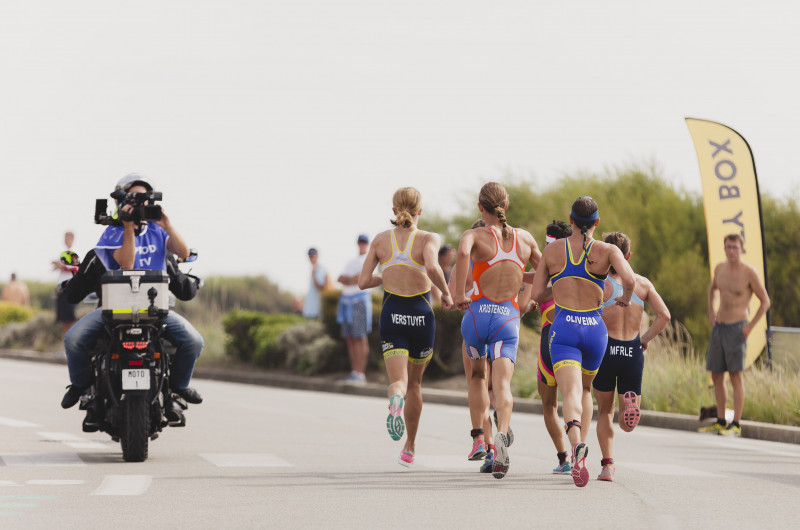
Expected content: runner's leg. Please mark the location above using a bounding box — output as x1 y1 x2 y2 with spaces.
403 360 429 454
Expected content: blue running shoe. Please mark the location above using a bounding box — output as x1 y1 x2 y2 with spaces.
480 450 494 473
553 461 573 474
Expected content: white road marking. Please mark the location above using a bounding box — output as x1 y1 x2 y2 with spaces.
624 462 722 477
27 480 84 485
0 417 41 428
199 453 294 467
90 475 152 496
64 442 114 450
0 453 86 467
0 482 19 487
36 432 85 442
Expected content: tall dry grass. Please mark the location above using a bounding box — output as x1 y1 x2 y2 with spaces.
514 320 800 427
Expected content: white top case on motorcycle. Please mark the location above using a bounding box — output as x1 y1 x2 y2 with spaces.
101 270 170 322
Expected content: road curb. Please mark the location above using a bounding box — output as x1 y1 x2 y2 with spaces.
4 349 798 445
192 365 800 445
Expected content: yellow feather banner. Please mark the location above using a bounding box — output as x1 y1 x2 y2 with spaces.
686 118 769 368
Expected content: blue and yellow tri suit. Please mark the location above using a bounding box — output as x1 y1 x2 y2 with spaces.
461 228 524 363
548 239 609 375
379 229 435 364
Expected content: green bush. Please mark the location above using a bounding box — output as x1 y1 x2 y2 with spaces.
222 310 304 367
280 321 343 375
0 312 62 351
251 314 306 367
222 310 269 362
0 302 35 325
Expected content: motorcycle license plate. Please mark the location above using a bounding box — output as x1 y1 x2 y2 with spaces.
122 369 150 390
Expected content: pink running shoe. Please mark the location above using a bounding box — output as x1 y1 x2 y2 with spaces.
623 391 640 430
597 462 615 482
468 439 487 461
398 449 414 467
571 442 589 488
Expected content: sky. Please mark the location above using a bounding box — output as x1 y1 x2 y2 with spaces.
1 1 798 297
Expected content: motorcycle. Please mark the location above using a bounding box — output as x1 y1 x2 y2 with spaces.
77 253 201 462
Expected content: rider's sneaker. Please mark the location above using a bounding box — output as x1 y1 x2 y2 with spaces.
468 439 487 461
493 409 514 447
61 384 88 409
698 421 726 435
386 394 405 441
480 450 495 473
622 391 641 430
720 423 741 437
553 460 573 474
398 449 414 467
571 442 589 488
492 432 510 480
173 387 203 404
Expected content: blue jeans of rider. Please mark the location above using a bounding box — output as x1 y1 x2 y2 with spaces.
64 308 205 390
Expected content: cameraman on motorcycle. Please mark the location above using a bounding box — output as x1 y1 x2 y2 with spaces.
61 173 205 410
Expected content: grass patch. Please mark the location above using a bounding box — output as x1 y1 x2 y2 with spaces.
512 321 800 427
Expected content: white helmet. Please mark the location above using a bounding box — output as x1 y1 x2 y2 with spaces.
115 173 155 193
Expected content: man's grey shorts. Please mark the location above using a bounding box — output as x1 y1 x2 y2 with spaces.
341 299 369 338
706 320 747 373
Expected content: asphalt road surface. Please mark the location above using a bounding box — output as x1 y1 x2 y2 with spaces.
1 357 798 529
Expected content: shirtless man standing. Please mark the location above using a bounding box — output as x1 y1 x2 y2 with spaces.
700 234 770 437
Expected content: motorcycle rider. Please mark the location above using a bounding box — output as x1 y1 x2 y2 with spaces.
61 173 205 410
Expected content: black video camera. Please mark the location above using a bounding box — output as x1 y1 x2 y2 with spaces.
95 190 163 226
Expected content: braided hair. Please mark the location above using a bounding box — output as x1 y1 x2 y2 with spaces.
570 196 599 264
478 182 510 239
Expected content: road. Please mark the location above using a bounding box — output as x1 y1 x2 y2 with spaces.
1 357 798 529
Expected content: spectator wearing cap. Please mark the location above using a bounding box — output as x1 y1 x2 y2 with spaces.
431 243 456 305
52 231 80 335
302 247 329 319
336 234 372 383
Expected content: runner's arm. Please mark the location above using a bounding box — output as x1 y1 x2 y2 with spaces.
422 232 453 309
358 240 382 290
640 278 671 349
452 230 475 309
609 245 634 306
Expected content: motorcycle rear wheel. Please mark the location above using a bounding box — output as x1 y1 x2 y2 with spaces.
121 394 150 462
